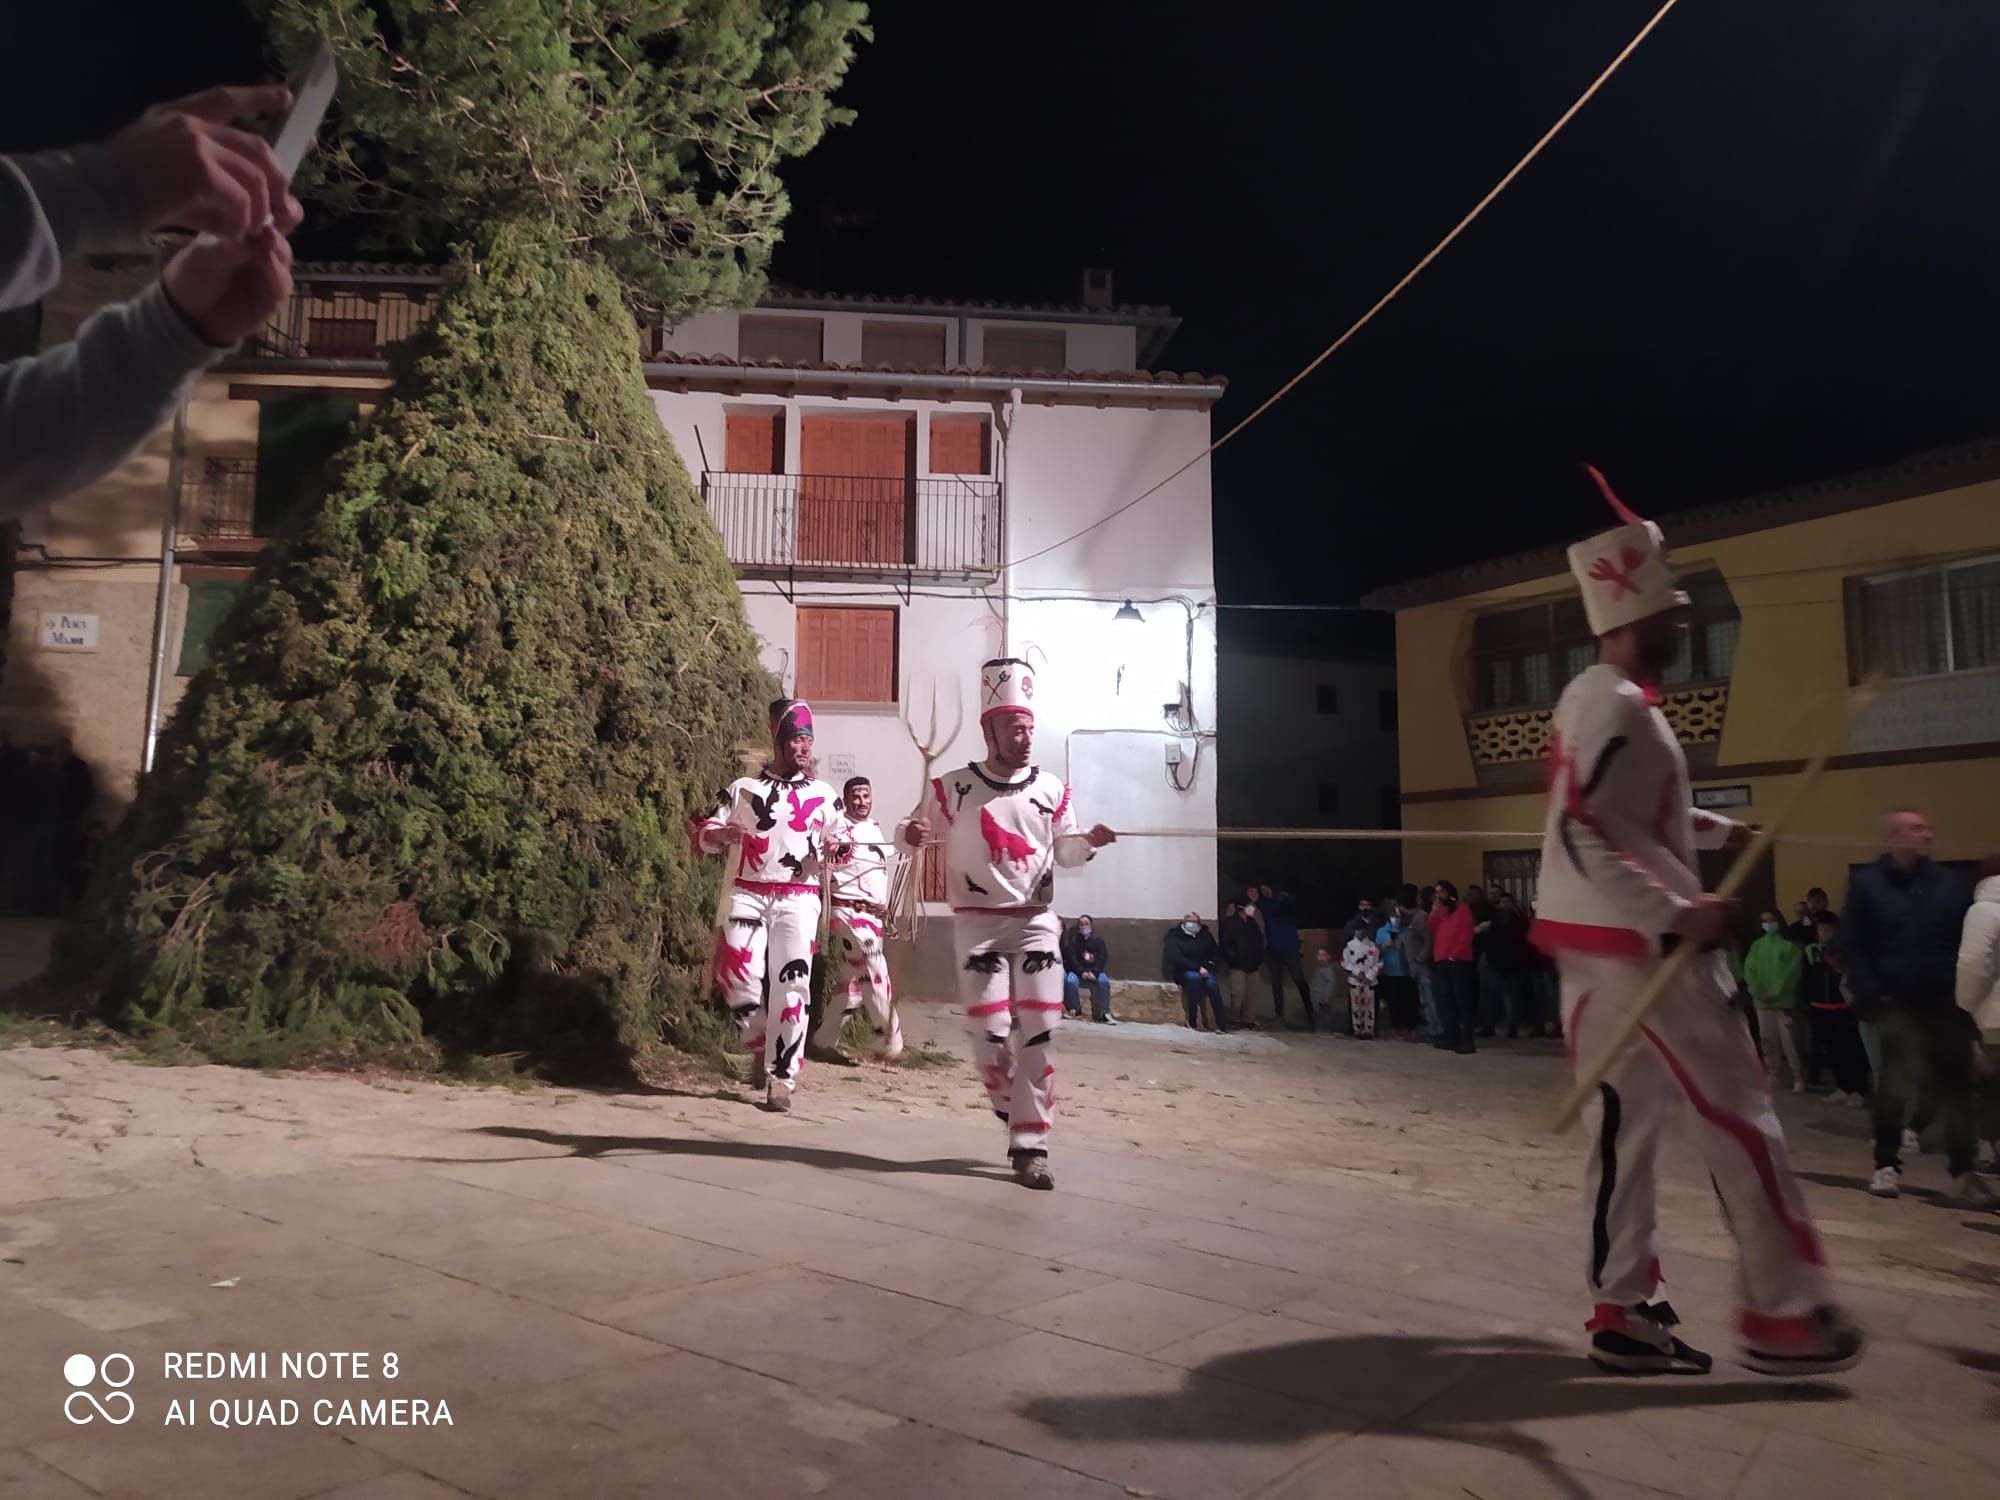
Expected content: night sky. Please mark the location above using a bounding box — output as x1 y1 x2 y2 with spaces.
11 2 2000 608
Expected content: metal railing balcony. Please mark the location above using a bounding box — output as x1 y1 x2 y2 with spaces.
179 456 260 540
700 470 1002 579
233 283 439 365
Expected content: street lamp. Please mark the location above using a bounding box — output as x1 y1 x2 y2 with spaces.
1113 599 1143 623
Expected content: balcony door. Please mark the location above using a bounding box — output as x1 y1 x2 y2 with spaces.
799 415 913 566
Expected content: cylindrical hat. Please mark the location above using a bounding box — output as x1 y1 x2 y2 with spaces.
1568 466 1689 636
770 698 814 749
979 658 1036 724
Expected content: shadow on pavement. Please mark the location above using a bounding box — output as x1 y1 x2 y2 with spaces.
449 1124 1008 1181
1797 1168 1951 1207
1020 1333 1848 1500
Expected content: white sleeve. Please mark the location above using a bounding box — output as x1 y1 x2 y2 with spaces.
1051 780 1095 869
690 782 738 856
1690 808 1738 851
1957 903 1999 1018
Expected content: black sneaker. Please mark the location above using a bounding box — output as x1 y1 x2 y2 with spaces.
1587 1302 1713 1375
1741 1305 1864 1377
1009 1150 1055 1191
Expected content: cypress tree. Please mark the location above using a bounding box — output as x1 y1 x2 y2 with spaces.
43 1 868 1076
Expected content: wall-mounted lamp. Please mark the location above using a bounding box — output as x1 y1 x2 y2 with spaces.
1113 600 1144 623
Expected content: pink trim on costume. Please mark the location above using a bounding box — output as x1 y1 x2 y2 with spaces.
1585 1303 1631 1335
1013 1119 1053 1134
966 1000 1012 1017
843 913 883 935
1641 1023 1826 1268
1532 918 1649 958
1018 1000 1065 1012
734 879 820 897
1055 783 1072 820
1582 463 1644 526
1737 1309 1824 1349
931 777 955 824
981 705 1034 725
716 942 754 986
951 904 1050 916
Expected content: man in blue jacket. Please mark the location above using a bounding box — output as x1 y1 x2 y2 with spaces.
1841 809 1991 1209
1257 883 1311 1030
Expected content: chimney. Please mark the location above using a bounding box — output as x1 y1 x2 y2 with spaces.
1080 267 1114 309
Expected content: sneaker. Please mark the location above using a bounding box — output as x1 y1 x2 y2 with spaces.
1902 1128 1922 1155
805 1041 854 1067
1586 1302 1713 1375
1741 1305 1864 1377
765 1084 792 1114
1868 1165 1900 1198
1010 1151 1054 1191
1950 1173 2000 1212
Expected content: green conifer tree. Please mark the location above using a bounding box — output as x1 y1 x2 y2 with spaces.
47 1 867 1075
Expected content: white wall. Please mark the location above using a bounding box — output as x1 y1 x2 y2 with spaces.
647 381 1219 924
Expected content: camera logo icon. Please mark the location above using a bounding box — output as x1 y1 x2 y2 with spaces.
63 1353 135 1425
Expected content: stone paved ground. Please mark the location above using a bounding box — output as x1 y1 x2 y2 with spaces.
2 920 1997 1499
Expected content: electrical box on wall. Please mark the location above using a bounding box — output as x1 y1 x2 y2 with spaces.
1164 740 1184 768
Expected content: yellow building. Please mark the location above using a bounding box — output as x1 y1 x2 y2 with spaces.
1366 442 2000 915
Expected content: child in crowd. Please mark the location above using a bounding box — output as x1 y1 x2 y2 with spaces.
1308 945 1341 1036
1745 909 1807 1093
1804 913 1869 1105
1342 927 1380 1038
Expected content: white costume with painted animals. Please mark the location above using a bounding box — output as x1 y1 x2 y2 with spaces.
937 659 1097 1157
815 811 902 1057
1531 477 1838 1362
691 705 836 1094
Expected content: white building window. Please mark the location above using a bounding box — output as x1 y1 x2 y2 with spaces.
1852 554 2000 680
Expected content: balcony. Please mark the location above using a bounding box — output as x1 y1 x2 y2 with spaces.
700 470 1001 583
178 456 263 549
232 281 439 367
1465 684 1730 770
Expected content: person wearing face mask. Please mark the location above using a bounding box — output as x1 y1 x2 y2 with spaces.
1529 467 1861 1378
1746 910 1808 1093
1062 914 1114 1023
1163 912 1228 1031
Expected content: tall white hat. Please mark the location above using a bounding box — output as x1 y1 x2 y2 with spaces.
1566 465 1689 637
979 657 1036 724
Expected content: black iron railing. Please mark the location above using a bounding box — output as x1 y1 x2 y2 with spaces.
701 471 1001 577
180 456 259 539
237 283 438 363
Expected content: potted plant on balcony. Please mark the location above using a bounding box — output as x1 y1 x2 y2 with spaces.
39 0 869 1079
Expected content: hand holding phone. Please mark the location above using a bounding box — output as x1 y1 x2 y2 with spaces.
107 84 303 240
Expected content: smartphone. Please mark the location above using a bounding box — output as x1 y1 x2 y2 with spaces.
267 38 337 183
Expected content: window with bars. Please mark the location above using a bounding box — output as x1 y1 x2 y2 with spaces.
1472 570 1738 710
1847 554 2000 681
1482 849 1542 909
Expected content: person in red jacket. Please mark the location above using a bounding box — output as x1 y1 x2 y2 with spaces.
1429 880 1478 1054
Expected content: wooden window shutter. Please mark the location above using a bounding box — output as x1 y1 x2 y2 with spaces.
796 607 898 703
929 416 990 476
724 410 784 474
739 315 824 364
859 321 947 369
982 326 1067 372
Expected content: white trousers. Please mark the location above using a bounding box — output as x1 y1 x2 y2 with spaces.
716 887 819 1092
812 905 902 1056
954 908 1064 1156
1563 950 1832 1332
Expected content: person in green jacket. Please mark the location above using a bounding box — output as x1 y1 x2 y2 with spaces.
1745 911 1808 1093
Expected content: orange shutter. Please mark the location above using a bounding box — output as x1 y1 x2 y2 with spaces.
796 607 897 703
929 416 990 476
725 410 784 474
798 417 911 565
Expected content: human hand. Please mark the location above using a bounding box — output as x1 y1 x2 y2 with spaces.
1672 895 1738 947
1725 820 1755 854
902 819 930 849
716 824 745 847
107 84 303 238
162 228 292 346
1085 823 1117 848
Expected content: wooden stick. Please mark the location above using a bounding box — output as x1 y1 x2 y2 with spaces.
1550 679 1881 1132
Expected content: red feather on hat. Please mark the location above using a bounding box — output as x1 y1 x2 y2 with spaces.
1580 462 1643 526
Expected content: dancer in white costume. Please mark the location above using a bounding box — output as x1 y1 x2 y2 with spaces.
810 775 904 1063
1533 470 1862 1376
691 699 838 1113
903 658 1115 1190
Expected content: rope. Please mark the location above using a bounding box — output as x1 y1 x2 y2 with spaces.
1001 0 1686 577
835 826 1943 857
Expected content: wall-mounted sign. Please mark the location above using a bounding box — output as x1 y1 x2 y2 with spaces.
38 612 99 652
1694 784 1751 810
827 752 857 780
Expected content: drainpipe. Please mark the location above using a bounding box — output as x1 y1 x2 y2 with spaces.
140 397 187 775
996 385 1021 656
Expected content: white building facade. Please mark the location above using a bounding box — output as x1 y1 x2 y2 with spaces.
1 271 1223 973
